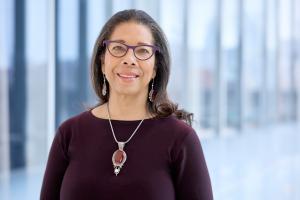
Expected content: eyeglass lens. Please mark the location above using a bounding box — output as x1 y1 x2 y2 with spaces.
107 42 155 60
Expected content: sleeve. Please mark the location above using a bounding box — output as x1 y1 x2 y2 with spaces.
40 128 69 200
172 130 214 200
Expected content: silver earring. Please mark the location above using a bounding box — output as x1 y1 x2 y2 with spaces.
102 74 107 96
149 78 155 102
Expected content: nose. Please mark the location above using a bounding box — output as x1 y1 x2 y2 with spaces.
121 48 137 66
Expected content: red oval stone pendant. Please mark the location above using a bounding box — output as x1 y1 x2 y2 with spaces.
112 142 127 176
114 150 125 164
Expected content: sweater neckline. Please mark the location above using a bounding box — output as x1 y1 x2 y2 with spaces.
87 110 167 124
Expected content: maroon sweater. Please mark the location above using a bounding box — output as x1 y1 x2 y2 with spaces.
40 111 213 200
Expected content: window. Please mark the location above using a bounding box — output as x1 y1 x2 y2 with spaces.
220 0 241 131
187 0 218 132
25 0 49 167
242 0 264 128
278 0 294 121
265 0 278 124
159 0 186 106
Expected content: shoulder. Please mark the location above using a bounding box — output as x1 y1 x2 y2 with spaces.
52 110 95 150
153 114 198 150
161 114 196 138
56 110 93 140
159 115 201 162
59 110 90 130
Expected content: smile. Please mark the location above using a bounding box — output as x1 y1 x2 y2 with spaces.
117 73 139 82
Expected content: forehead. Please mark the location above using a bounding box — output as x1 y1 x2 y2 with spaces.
109 22 153 45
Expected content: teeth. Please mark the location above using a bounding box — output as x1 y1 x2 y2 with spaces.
118 74 137 78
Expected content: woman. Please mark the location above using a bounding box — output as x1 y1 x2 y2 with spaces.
40 9 213 200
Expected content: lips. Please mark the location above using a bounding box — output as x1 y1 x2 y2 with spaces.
116 73 139 83
117 73 139 78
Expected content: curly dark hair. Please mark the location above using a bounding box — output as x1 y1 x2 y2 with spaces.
90 9 193 126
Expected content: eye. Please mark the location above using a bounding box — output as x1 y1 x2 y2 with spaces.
112 45 126 52
135 47 151 54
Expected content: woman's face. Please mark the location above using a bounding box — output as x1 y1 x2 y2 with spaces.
101 22 156 98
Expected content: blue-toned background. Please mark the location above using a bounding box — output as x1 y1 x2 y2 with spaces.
0 0 300 199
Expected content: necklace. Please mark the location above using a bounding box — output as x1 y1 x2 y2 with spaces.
107 103 144 176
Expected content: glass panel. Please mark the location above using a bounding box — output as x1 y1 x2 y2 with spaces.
112 0 133 14
0 0 49 172
188 0 218 131
242 0 264 127
56 0 80 125
133 0 159 21
295 0 300 121
160 0 186 105
0 0 14 175
278 0 293 121
221 0 240 130
265 0 278 124
25 0 49 168
9 0 27 169
87 0 107 105
87 0 106 57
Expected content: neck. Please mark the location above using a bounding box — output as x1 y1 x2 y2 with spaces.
107 91 151 120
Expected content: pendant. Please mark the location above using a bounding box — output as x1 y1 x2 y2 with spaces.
112 142 127 176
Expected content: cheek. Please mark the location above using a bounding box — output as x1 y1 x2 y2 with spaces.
141 68 155 82
104 52 112 67
103 54 117 73
146 60 156 77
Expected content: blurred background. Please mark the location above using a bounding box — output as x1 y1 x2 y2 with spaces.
0 0 300 199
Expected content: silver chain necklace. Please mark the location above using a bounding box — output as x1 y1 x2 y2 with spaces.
107 103 144 176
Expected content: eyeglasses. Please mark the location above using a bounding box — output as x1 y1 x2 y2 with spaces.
103 40 160 61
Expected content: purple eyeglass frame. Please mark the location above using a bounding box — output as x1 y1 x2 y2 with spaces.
103 40 160 61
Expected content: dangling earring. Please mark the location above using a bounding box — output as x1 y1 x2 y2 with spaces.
149 78 155 102
102 74 107 96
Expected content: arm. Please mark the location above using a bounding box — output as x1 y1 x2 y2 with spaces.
172 130 213 200
40 129 69 199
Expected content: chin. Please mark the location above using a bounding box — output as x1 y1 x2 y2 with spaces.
116 88 139 96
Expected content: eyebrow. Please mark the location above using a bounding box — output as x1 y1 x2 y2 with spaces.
112 39 152 46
